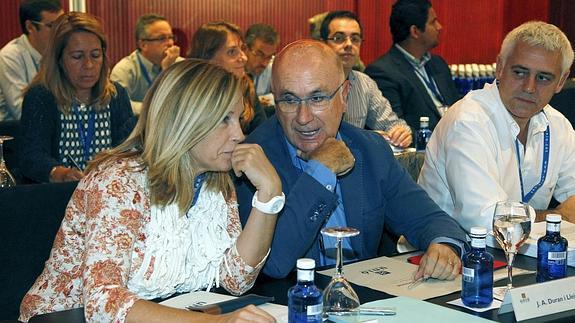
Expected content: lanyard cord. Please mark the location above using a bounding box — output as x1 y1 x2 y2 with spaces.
72 103 96 165
514 125 550 203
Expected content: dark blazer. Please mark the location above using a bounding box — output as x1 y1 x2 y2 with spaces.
236 117 468 278
365 45 460 131
19 82 135 183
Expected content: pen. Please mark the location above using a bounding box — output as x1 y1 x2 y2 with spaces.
325 307 397 316
66 153 83 171
407 276 429 289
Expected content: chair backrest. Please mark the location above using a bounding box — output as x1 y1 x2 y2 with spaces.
550 78 575 129
0 181 78 320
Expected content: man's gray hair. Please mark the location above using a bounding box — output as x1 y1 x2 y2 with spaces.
500 21 574 75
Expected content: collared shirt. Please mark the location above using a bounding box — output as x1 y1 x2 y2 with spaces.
284 135 357 266
111 51 183 114
251 58 273 97
395 44 445 111
0 34 42 120
419 82 575 239
345 70 410 133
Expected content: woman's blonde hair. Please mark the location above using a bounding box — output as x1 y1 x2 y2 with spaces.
30 11 116 113
88 59 242 213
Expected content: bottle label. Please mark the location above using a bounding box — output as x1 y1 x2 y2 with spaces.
548 251 567 261
297 269 314 282
463 267 475 282
471 238 486 248
307 303 323 316
546 222 561 232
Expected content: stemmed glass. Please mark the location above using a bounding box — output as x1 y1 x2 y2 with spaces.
0 135 16 187
320 226 361 319
492 201 531 290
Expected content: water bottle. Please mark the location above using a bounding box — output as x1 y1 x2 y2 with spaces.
416 117 432 152
288 258 323 322
461 227 493 308
537 214 568 282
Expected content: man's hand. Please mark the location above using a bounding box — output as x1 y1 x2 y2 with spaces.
232 143 282 201
414 243 460 281
50 166 84 183
555 196 575 223
386 125 412 148
160 45 181 71
298 137 355 176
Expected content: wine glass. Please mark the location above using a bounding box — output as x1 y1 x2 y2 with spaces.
320 226 360 319
0 135 16 187
492 201 531 290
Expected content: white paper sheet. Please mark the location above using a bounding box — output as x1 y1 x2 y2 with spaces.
159 291 288 322
318 256 462 300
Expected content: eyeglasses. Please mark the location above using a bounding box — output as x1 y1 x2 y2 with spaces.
249 48 274 61
275 81 346 113
141 35 176 43
31 20 54 29
326 34 363 45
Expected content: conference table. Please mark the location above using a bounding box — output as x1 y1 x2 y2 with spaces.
24 248 575 323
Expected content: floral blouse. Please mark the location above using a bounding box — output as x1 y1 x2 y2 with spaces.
19 157 264 322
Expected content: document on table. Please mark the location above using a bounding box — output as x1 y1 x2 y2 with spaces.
330 297 495 323
160 291 288 322
318 256 462 300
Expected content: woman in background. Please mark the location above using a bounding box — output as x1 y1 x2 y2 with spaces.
189 20 267 134
20 12 134 183
20 59 282 322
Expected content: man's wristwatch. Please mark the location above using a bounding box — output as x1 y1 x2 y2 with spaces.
252 191 285 214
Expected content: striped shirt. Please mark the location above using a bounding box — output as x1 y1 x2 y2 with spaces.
344 70 410 133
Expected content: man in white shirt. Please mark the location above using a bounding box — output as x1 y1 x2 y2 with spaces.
320 10 412 147
111 14 182 114
419 21 575 233
0 0 63 121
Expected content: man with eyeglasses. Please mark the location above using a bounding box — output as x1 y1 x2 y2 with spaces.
236 40 468 279
365 0 459 132
111 14 183 114
0 0 63 121
321 10 412 148
244 24 279 101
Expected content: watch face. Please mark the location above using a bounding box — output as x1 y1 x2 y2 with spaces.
272 201 282 213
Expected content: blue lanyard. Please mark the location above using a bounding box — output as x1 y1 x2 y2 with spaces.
514 125 550 203
413 66 446 105
72 104 96 164
136 52 153 87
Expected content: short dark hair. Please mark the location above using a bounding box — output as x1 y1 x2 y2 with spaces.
390 0 431 44
135 13 168 48
245 23 279 48
188 21 242 60
19 0 62 35
320 10 362 41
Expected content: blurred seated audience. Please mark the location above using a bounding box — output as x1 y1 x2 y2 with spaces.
244 23 279 103
19 12 135 183
189 21 267 133
111 14 183 114
419 21 575 233
320 10 412 148
19 59 281 322
0 0 63 121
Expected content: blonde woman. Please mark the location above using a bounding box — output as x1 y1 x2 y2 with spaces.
19 12 135 183
20 59 282 322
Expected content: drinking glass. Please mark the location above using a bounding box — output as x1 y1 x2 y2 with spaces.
492 201 531 290
321 226 360 319
0 135 16 187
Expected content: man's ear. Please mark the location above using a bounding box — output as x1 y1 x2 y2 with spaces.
495 55 504 79
555 72 570 94
25 20 37 35
409 25 420 40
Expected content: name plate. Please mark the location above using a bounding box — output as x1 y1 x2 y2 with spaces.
499 276 575 321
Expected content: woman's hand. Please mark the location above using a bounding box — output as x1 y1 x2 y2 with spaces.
232 144 281 201
215 305 276 323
